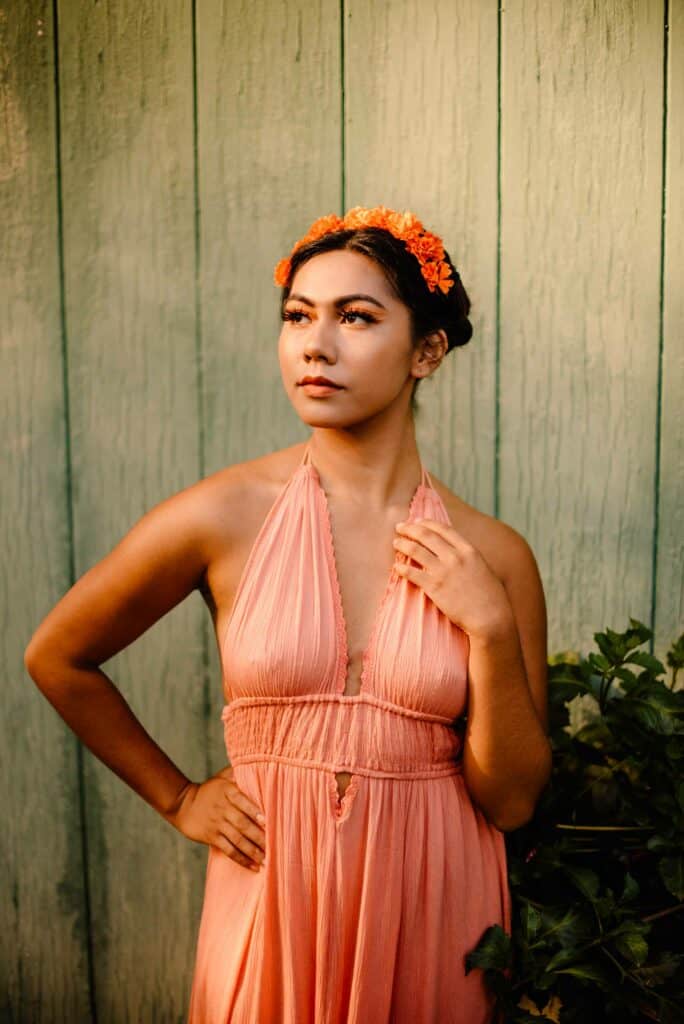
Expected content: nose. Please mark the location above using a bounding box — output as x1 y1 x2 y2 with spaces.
302 313 338 363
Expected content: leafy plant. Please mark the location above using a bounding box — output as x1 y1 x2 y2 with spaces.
465 618 684 1023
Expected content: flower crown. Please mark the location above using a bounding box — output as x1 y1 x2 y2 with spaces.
273 205 456 295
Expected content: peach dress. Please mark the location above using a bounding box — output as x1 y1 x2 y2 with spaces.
188 442 511 1023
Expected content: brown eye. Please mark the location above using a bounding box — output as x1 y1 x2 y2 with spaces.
281 309 308 323
341 309 376 324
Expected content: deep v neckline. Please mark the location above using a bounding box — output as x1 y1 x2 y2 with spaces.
302 442 433 698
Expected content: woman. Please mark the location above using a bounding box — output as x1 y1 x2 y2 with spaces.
25 206 552 1023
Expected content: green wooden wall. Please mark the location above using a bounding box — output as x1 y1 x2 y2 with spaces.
2 1 682 1020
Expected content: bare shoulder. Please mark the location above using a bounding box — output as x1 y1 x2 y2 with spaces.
190 440 307 552
197 440 309 623
428 473 541 591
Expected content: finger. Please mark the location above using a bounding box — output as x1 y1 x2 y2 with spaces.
392 560 435 596
223 780 266 828
397 518 472 553
225 805 267 852
395 522 456 563
222 820 266 863
213 832 262 872
392 534 441 572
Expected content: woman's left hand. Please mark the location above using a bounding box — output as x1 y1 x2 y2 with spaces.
392 517 512 640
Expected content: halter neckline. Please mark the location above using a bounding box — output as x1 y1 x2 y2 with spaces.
299 439 434 494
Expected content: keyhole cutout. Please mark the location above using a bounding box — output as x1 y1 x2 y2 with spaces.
335 770 353 805
332 771 360 819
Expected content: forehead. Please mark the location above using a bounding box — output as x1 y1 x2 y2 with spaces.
288 249 395 303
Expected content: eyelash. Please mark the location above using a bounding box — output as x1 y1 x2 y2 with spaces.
281 308 377 325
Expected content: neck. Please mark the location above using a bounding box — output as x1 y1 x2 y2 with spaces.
305 423 424 509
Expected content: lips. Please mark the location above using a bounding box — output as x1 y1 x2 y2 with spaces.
298 377 343 388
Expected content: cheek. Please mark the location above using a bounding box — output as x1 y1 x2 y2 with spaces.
361 336 412 382
348 347 412 405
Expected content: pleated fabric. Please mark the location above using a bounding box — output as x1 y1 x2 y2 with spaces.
188 442 511 1023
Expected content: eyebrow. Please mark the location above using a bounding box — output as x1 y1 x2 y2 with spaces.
285 292 388 311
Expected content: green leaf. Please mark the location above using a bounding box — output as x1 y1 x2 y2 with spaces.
613 667 640 692
536 905 589 948
588 651 611 673
520 901 542 942
626 651 666 676
647 834 677 853
548 678 595 703
465 924 512 973
554 961 611 984
614 697 675 735
658 854 684 900
620 871 639 903
633 952 682 986
613 929 649 965
561 863 600 902
544 947 582 973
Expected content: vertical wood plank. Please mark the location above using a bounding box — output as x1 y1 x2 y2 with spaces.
500 0 665 655
197 0 343 773
58 1 206 1019
344 0 500 514
656 0 684 670
1 4 92 1020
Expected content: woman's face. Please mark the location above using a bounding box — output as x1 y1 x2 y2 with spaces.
278 249 423 428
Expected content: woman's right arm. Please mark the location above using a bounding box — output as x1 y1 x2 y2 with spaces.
23 472 267 871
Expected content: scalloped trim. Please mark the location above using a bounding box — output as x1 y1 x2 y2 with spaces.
359 481 428 693
309 467 352 693
307 461 429 697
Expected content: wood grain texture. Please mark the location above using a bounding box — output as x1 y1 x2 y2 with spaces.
656 0 684 672
57 1 207 1019
0 3 92 1020
500 0 666 657
345 0 499 515
198 0 342 470
196 0 343 774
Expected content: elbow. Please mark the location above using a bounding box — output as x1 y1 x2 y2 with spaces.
24 632 65 691
489 753 553 833
24 634 45 681
491 800 536 833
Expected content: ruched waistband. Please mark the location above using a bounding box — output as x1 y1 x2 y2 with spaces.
221 692 463 780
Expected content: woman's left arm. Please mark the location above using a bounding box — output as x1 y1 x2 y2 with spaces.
393 517 553 832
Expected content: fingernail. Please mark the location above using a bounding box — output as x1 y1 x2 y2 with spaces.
256 813 266 824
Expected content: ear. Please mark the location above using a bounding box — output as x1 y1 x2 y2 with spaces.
412 329 449 380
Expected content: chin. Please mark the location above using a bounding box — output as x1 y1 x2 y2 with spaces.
296 411 346 429
289 398 350 428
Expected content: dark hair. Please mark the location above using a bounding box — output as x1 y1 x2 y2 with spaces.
278 226 473 414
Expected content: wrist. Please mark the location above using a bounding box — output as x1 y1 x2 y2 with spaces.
161 778 198 828
468 609 516 648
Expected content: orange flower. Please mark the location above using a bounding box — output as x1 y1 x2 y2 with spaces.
422 260 455 295
274 205 455 294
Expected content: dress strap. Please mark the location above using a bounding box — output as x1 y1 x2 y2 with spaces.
421 462 434 491
302 438 434 491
